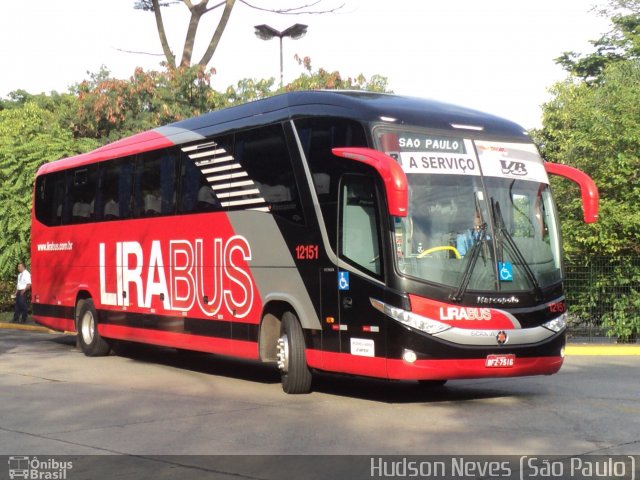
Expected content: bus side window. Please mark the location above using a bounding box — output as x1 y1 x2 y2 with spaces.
98 157 133 221
339 175 382 277
294 117 368 250
234 124 304 223
177 149 222 214
34 172 67 226
178 136 233 214
69 167 98 224
178 152 200 213
134 149 177 217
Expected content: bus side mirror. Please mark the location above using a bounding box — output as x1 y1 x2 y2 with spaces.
332 147 408 217
545 162 599 224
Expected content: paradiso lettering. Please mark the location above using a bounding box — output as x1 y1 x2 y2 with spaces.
99 235 254 318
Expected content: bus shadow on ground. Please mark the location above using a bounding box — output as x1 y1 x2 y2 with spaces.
310 373 528 404
110 340 282 386
90 338 532 404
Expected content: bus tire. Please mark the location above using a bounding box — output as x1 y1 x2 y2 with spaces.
277 311 312 394
77 299 111 357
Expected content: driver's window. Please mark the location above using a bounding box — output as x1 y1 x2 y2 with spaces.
339 175 382 276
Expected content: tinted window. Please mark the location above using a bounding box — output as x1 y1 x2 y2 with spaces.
69 166 98 224
233 124 304 224
179 136 233 214
294 117 368 248
339 175 382 276
178 149 220 214
134 150 177 218
98 156 134 221
35 172 66 226
35 123 311 226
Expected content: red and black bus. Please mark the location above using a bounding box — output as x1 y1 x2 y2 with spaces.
31 91 598 393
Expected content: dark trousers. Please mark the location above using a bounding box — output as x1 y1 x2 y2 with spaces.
12 292 28 323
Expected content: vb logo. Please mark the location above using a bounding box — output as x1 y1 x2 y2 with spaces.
500 160 528 176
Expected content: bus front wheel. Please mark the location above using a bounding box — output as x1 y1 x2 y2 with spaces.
77 299 111 357
276 311 312 394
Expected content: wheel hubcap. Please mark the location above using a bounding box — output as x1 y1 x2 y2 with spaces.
276 334 289 373
81 311 95 345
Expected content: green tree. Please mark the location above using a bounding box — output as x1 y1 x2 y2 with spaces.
72 60 389 140
72 65 217 141
284 55 389 92
537 60 640 341
0 102 98 279
556 0 640 82
537 0 640 341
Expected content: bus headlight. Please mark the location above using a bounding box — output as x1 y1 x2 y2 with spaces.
403 349 418 363
370 298 451 335
542 313 567 333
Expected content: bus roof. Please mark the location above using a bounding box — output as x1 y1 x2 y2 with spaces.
37 90 530 176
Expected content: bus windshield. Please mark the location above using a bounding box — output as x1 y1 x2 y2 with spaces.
376 128 562 294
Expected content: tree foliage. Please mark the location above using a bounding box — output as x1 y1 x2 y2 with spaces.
537 56 640 340
556 0 640 82
70 59 388 141
72 65 217 140
0 103 99 279
285 55 389 92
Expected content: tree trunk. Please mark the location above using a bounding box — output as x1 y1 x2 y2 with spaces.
197 0 236 67
180 1 209 67
151 0 176 68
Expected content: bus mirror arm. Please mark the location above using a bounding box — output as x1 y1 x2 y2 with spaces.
545 162 599 224
332 147 408 217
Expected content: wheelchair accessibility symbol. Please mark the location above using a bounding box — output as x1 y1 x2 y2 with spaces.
498 262 513 282
338 271 350 291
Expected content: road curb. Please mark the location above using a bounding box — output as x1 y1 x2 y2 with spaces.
0 321 56 334
565 344 640 356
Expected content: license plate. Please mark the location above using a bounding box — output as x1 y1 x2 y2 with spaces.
485 354 515 368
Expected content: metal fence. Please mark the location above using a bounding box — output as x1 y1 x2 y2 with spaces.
564 256 640 343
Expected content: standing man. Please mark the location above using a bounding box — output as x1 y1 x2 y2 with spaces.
12 262 31 323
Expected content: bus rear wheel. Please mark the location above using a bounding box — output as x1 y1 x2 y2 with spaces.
77 299 111 357
276 311 312 394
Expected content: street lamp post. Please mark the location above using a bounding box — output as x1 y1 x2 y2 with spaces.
254 23 308 88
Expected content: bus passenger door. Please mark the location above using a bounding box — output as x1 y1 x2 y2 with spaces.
335 175 387 376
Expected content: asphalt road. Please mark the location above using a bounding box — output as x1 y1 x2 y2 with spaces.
1 328 639 477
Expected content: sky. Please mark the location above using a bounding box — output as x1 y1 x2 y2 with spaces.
0 0 611 129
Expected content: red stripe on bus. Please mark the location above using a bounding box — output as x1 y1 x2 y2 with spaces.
386 356 563 380
306 349 562 380
98 324 259 359
306 349 387 377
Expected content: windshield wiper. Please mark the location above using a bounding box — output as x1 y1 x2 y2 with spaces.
449 222 488 303
491 199 543 301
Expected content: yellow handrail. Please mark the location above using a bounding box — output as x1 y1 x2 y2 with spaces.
417 245 462 259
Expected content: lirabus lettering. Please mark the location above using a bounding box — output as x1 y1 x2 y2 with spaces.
99 236 254 318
